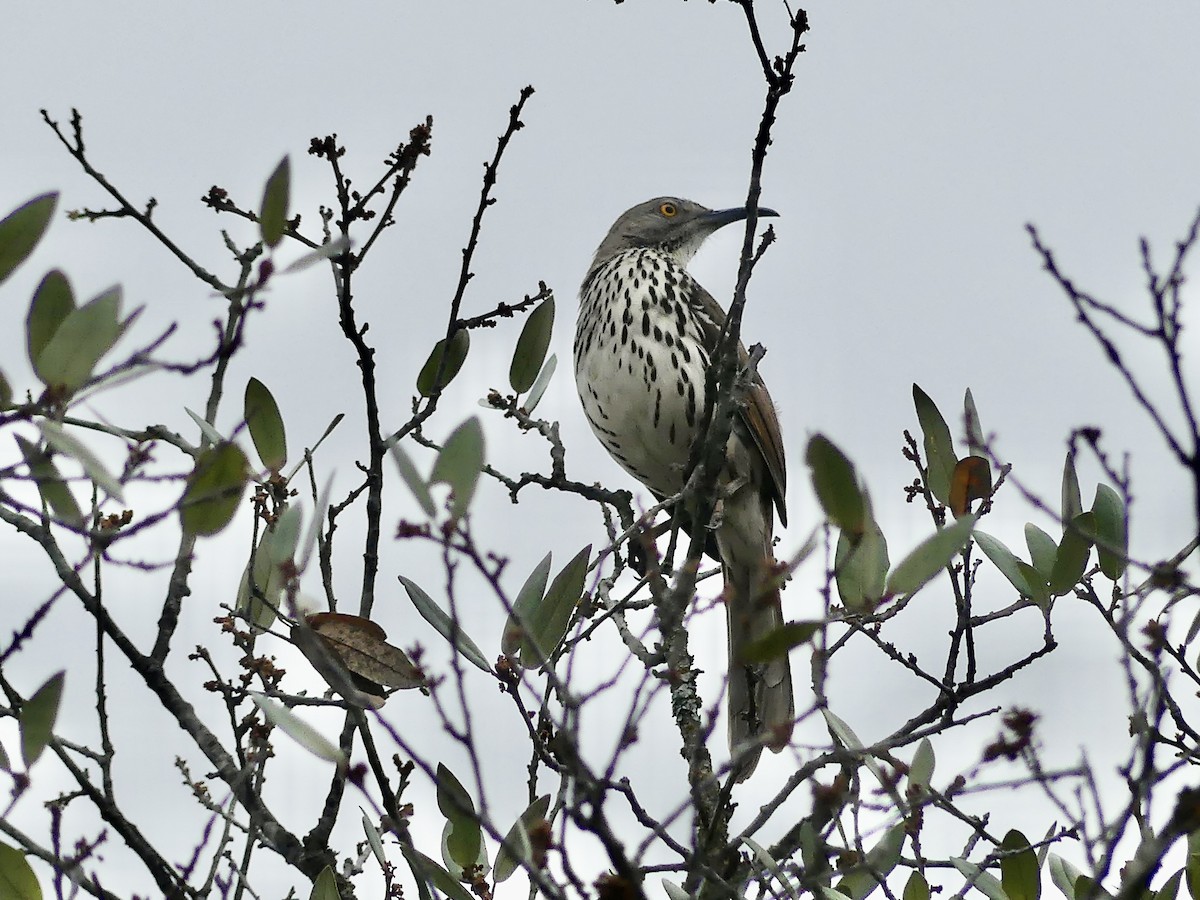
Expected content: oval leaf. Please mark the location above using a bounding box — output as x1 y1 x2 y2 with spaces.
1048 854 1084 900
435 763 481 873
517 544 591 669
974 531 1036 599
1062 450 1083 528
244 377 287 471
0 192 57 286
0 369 11 410
308 612 426 691
399 575 491 673
310 866 341 900
1025 524 1059 580
431 416 484 520
502 552 553 657
806 434 865 535
494 795 551 884
417 330 470 397
1000 830 1041 900
260 156 290 248
38 421 124 501
404 847 475 900
0 842 41 900
740 621 821 665
179 442 249 536
885 514 977 598
913 384 957 505
522 353 558 415
1091 484 1127 580
251 693 345 764
836 501 889 612
389 439 436 517
908 738 935 795
16 435 83 525
510 296 556 393
964 388 986 456
36 285 125 392
951 858 1008 900
20 671 64 767
1049 512 1093 596
904 871 931 900
26 269 75 378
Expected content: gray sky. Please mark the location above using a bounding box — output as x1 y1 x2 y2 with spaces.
3 3 1199 895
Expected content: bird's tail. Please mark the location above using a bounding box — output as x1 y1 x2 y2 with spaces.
725 557 795 782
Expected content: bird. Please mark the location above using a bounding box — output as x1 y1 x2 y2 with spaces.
573 196 793 779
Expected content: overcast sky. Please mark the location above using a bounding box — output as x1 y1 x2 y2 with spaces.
3 3 1199 895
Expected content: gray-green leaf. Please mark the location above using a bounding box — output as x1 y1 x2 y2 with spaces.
20 671 64 767
510 296 555 393
16 435 83 525
431 417 484 520
36 285 128 392
179 442 249 537
1000 830 1040 900
251 693 345 764
399 575 491 673
259 156 290 248
417 330 470 397
522 353 557 415
0 192 57 286
1091 484 1127 580
244 377 287 471
913 384 957 505
435 763 481 873
309 866 341 900
389 439 436 517
885 514 977 598
0 841 42 900
494 795 551 883
806 434 864 536
26 269 74 380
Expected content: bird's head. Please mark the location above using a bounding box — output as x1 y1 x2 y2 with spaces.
588 197 779 274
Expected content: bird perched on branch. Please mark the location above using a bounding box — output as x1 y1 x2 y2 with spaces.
573 197 793 779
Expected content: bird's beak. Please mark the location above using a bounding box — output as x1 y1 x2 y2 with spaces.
701 206 780 231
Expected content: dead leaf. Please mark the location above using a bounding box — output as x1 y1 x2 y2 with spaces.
949 455 993 517
306 612 427 695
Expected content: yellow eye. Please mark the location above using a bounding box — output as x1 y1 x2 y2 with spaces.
659 202 677 218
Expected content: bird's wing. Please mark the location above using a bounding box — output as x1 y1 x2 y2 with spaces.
691 283 788 527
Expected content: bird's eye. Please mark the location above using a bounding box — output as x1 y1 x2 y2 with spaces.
659 202 677 218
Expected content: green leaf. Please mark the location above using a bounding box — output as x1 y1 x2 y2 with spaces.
236 504 303 631
38 421 123 501
0 369 11 410
1049 512 1094 596
806 434 865 535
974 531 1037 599
431 416 485 520
908 737 935 795
26 269 74 379
0 842 42 900
1075 877 1112 900
913 384 957 505
885 514 977 598
502 552 553 657
1025 524 1059 579
964 388 986 456
36 285 128 392
179 442 249 537
244 377 287 471
836 496 889 612
417 329 470 397
904 871 931 900
16 435 83 525
1091 484 1128 580
361 812 387 869
528 542 592 672
435 763 481 874
185 407 226 446
740 621 821 665
510 296 556 393
0 192 57 286
951 858 1008 900
1187 829 1200 900
20 671 64 767
309 866 341 900
259 156 290 248
1048 854 1084 900
399 575 492 673
744 837 797 898
251 693 345 764
404 847 475 900
836 825 905 900
1158 870 1183 900
1000 830 1041 900
822 708 888 790
388 439 436 517
1061 451 1082 529
494 795 551 883
522 353 557 414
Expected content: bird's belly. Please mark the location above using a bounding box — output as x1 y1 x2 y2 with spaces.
575 314 708 498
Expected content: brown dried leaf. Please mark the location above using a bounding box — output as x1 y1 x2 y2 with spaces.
307 612 426 692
